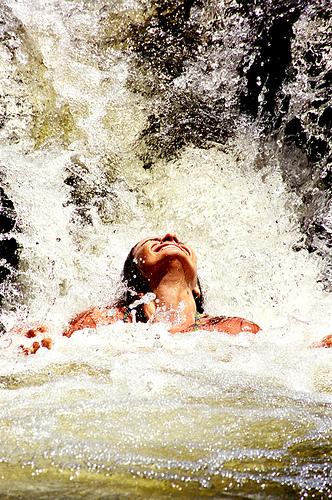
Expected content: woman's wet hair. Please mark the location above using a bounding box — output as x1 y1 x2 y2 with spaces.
115 243 205 322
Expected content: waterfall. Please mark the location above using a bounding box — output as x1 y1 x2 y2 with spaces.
0 1 331 497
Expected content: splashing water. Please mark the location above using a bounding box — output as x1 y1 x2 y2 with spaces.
0 0 331 498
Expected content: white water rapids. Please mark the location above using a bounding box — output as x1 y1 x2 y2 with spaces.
0 1 331 498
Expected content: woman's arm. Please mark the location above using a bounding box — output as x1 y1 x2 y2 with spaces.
63 306 126 338
311 334 332 348
16 306 125 354
187 315 261 335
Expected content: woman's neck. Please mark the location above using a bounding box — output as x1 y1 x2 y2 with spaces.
143 271 197 330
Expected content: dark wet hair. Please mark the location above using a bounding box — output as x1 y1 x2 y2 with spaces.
115 243 205 322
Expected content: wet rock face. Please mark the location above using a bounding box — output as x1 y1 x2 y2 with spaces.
123 0 238 165
124 0 331 167
276 4 332 287
237 0 303 122
0 6 33 148
117 0 331 286
0 187 20 324
239 1 331 279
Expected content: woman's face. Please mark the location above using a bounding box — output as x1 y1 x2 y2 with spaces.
132 233 198 287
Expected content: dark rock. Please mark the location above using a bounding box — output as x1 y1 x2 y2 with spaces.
318 106 332 131
0 186 17 233
129 0 200 85
239 2 302 121
0 186 20 314
284 118 308 149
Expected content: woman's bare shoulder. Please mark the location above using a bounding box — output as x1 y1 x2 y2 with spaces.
63 305 126 338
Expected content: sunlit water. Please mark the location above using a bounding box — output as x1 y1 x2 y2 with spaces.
0 1 331 498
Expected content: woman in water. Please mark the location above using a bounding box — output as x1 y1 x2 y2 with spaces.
20 232 332 353
20 232 261 354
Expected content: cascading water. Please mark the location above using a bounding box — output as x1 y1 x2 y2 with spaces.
0 0 331 498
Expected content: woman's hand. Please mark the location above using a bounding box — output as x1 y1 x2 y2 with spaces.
13 324 53 355
20 337 53 355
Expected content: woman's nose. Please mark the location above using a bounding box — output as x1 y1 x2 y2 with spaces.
161 232 179 243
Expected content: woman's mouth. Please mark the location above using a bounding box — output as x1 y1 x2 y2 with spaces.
153 242 190 255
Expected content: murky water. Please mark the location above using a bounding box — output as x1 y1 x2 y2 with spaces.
0 1 331 498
